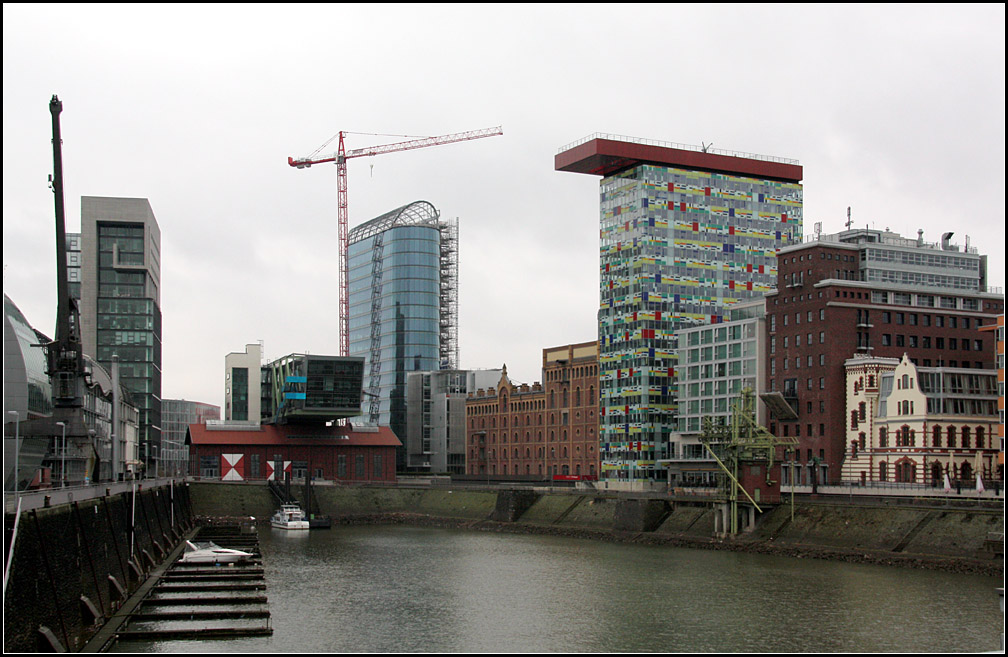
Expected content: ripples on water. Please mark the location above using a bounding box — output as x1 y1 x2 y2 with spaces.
115 524 1003 653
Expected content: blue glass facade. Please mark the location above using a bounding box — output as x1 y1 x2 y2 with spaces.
349 221 442 448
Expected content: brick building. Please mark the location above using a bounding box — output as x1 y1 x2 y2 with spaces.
466 342 599 479
766 228 1003 485
186 422 400 483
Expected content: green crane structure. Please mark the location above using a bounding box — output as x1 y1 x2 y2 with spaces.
699 388 798 536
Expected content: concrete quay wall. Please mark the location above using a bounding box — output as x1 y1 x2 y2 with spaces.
3 484 196 653
188 481 1002 575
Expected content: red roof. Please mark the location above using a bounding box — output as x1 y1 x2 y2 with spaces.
555 137 803 183
186 423 401 448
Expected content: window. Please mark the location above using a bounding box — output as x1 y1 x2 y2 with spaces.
355 454 365 478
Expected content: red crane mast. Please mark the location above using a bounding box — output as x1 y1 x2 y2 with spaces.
289 126 503 357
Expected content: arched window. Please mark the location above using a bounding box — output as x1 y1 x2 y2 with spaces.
946 426 956 448
976 426 986 449
961 426 971 449
879 462 888 481
562 388 569 407
589 386 595 404
575 387 581 406
879 427 888 447
932 425 941 447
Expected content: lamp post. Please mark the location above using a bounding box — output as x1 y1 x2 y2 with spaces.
56 421 66 488
7 411 19 498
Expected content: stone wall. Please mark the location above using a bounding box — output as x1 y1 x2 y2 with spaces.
3 484 194 653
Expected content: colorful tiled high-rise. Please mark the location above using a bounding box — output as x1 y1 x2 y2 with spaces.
556 135 803 482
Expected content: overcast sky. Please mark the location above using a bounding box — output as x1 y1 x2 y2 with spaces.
3 4 1005 413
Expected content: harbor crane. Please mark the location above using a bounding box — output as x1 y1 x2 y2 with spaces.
288 126 503 357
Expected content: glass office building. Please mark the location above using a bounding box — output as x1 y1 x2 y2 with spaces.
348 201 458 468
80 196 162 474
557 135 802 483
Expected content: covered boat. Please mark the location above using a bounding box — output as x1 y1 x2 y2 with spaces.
271 503 310 530
180 540 253 564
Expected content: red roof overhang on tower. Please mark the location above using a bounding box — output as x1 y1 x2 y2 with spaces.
555 137 803 183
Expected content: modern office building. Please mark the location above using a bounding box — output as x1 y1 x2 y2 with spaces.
79 196 162 474
405 368 501 474
663 299 767 487
466 342 600 479
162 399 220 477
260 353 364 425
766 227 1004 486
840 354 999 486
347 200 458 469
225 343 263 423
556 134 803 484
220 344 364 426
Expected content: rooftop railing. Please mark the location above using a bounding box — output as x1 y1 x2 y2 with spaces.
557 132 800 166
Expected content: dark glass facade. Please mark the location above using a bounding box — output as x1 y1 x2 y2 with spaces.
232 367 249 421
94 221 161 465
348 224 441 440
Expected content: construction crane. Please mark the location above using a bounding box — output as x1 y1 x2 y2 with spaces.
288 126 503 357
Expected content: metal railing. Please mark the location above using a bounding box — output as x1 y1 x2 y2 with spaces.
557 132 800 166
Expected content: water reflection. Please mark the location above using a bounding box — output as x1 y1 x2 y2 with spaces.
114 524 1002 653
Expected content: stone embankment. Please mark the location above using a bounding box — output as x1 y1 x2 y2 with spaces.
189 481 1003 576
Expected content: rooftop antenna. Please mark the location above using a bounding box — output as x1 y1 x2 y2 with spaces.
701 141 713 153
846 206 852 230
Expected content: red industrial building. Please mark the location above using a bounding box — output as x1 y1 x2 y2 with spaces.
186 422 400 483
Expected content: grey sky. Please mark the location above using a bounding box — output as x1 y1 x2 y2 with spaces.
3 4 1005 412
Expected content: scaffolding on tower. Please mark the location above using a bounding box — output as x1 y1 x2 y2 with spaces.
289 126 502 357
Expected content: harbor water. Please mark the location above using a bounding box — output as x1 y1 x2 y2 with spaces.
113 524 1003 653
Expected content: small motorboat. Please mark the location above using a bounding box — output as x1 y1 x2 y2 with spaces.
180 540 253 564
271 503 310 530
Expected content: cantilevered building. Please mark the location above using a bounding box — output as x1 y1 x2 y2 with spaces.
348 201 458 469
556 134 803 484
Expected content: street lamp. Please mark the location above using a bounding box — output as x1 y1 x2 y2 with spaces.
7 411 19 498
56 421 66 488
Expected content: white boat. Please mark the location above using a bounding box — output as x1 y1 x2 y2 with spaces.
271 503 310 530
180 540 253 564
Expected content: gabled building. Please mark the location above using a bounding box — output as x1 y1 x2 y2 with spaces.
841 354 999 487
466 342 600 479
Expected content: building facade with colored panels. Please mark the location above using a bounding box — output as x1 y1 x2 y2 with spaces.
557 135 802 482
